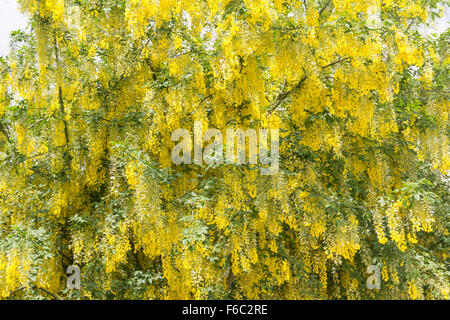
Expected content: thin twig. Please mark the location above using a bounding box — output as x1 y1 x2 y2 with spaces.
405 18 416 33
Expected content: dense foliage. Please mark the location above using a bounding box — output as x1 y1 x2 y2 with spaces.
0 0 448 300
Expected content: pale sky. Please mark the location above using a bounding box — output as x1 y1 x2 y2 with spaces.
0 0 28 56
0 0 448 57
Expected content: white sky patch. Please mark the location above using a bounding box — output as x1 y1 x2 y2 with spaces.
0 0 28 57
419 5 449 37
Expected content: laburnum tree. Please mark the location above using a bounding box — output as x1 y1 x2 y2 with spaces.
0 0 448 300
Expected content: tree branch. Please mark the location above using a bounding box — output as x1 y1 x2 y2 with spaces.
10 285 63 300
0 121 11 142
53 34 71 152
269 57 350 114
319 0 331 16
